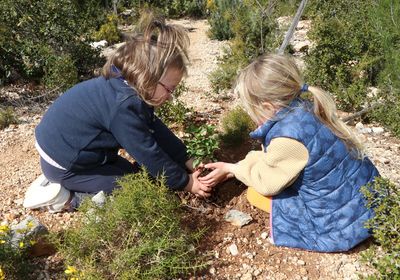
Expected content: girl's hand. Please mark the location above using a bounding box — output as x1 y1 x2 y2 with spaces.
199 162 235 187
184 169 213 198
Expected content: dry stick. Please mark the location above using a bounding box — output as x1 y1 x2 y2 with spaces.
278 0 309 54
341 102 383 123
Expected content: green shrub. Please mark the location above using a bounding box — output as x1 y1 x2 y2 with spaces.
121 0 207 19
368 0 400 136
53 171 205 279
361 177 400 279
184 124 220 167
220 106 255 147
43 54 78 91
0 0 105 88
94 14 121 44
0 107 18 130
156 83 192 127
0 225 36 280
207 0 236 40
305 0 400 137
208 0 281 94
305 0 383 111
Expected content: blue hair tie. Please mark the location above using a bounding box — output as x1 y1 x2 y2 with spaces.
301 83 309 92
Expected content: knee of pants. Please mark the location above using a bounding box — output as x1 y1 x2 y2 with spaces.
246 187 272 213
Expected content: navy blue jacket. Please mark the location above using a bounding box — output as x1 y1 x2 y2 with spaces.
36 76 189 190
250 99 379 252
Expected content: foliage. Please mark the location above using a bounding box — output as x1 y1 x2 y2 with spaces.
184 124 219 167
306 0 383 111
206 0 236 40
208 0 281 94
53 171 205 279
0 224 36 280
220 106 255 147
0 107 18 130
43 54 79 91
156 83 192 127
120 0 207 19
0 0 105 88
367 0 400 136
94 14 121 44
361 177 400 279
306 1 400 137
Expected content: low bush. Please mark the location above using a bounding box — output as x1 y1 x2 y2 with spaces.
53 171 205 279
0 224 36 279
94 14 121 45
156 83 192 127
208 0 281 94
43 54 78 91
361 177 400 279
306 0 400 137
220 106 255 147
0 107 18 130
0 0 104 88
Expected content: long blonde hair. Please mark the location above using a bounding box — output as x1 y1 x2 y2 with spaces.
102 13 189 106
235 53 364 158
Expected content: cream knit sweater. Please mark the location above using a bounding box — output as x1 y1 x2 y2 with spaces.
232 137 309 196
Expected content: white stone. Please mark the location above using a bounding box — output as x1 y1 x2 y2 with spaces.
297 260 306 265
228 244 239 256
90 40 108 49
372 127 384 135
261 232 268 239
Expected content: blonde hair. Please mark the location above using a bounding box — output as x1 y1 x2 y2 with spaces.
102 13 189 106
235 53 364 158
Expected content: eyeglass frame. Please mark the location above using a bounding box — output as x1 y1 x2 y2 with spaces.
158 81 175 95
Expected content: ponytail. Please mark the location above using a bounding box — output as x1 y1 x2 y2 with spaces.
307 86 364 158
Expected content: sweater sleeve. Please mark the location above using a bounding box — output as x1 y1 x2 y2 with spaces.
109 100 189 191
232 137 309 196
151 115 188 168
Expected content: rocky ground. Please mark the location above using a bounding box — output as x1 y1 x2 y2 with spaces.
1 19 399 279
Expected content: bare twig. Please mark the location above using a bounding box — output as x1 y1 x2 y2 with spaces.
341 102 384 123
278 0 309 54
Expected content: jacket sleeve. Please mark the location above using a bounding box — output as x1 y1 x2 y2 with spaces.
151 115 188 168
109 100 189 190
231 137 309 196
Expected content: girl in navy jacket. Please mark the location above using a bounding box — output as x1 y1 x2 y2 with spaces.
25 15 213 212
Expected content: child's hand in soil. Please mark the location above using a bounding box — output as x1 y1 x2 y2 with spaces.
184 169 213 198
199 162 235 187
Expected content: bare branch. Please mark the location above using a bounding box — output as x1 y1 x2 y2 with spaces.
278 0 309 54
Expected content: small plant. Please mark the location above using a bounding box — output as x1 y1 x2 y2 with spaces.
184 124 220 167
361 177 400 279
156 82 192 127
0 107 18 129
53 171 205 279
220 106 255 147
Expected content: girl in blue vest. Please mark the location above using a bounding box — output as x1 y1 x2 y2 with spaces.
200 53 380 252
23 15 214 213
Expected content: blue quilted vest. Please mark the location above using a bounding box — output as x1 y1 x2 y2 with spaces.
249 98 379 252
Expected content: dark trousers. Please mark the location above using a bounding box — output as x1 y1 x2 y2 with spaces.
40 156 138 194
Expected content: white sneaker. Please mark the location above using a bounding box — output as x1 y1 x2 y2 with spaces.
23 174 71 213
